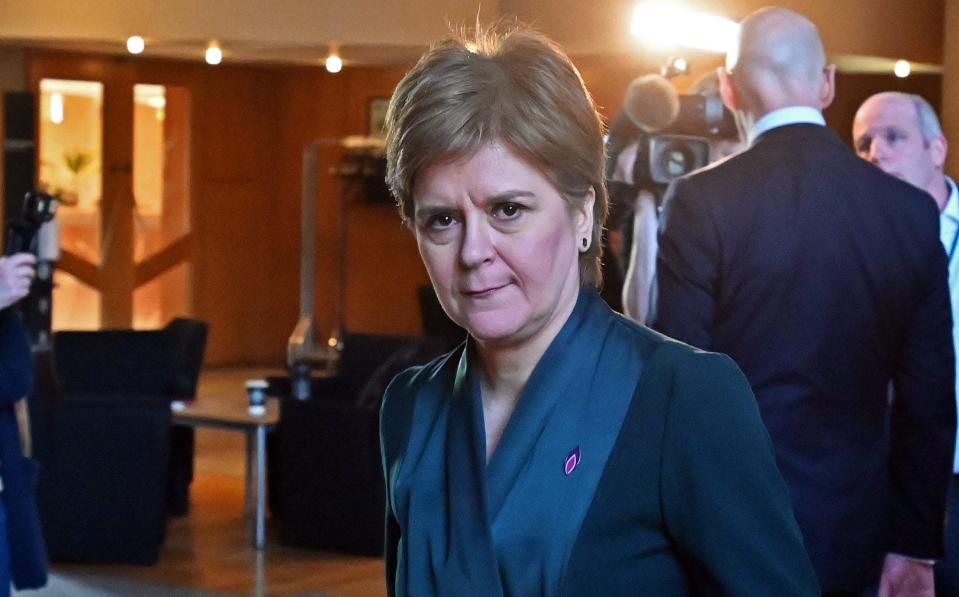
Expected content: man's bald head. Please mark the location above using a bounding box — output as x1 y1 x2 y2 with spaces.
722 8 833 115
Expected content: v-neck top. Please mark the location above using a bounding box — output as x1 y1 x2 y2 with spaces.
381 289 819 596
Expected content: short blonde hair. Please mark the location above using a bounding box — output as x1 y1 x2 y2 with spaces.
385 26 608 287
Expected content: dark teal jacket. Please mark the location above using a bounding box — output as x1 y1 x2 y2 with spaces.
381 290 819 596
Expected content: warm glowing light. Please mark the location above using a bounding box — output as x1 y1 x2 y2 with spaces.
205 44 222 65
50 92 64 124
325 54 343 74
126 36 145 54
894 59 911 78
631 3 740 54
327 337 338 347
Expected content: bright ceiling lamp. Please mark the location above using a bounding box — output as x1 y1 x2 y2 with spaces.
631 2 740 54
894 59 911 78
205 43 222 65
126 36 145 55
325 42 343 73
326 54 343 74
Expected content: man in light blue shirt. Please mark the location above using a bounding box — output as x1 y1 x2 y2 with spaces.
854 90 959 594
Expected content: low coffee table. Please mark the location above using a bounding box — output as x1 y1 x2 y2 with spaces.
172 396 279 549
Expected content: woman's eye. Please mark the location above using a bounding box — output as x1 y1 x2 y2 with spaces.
493 202 523 219
428 214 455 229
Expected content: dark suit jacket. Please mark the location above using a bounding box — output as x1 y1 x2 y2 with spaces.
382 289 819 596
0 308 47 589
651 122 957 592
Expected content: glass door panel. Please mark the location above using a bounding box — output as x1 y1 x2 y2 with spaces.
51 269 100 330
132 84 192 329
38 79 103 265
133 261 191 330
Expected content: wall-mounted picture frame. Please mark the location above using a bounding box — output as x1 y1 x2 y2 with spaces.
368 97 389 138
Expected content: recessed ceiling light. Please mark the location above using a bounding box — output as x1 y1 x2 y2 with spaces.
205 44 222 65
894 59 911 78
126 36 145 55
326 54 343 74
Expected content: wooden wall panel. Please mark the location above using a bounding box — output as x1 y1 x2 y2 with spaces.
28 48 940 366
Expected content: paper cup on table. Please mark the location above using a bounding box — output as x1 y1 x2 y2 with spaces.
246 379 269 417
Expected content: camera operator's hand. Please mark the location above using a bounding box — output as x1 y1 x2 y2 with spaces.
0 252 37 310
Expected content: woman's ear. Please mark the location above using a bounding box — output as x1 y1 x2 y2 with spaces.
576 187 596 249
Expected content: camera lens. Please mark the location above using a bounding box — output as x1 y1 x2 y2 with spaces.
662 145 693 177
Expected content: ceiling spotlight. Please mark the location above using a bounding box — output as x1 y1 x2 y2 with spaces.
631 2 739 54
126 36 145 55
326 54 343 74
205 44 222 65
894 59 911 78
661 56 690 79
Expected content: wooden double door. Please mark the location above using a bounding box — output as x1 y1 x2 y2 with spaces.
28 54 194 330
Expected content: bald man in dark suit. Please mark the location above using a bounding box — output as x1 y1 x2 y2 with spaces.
651 8 956 596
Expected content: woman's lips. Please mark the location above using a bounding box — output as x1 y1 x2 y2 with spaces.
463 283 509 298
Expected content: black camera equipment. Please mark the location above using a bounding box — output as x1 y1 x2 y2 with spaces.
606 74 740 228
604 74 738 297
5 190 58 256
629 95 738 191
4 190 59 348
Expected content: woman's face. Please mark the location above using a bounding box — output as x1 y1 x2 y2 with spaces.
412 142 594 349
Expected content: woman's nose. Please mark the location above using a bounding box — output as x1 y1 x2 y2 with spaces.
459 218 495 268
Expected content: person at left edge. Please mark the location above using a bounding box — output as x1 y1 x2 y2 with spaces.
379 26 819 597
0 252 38 597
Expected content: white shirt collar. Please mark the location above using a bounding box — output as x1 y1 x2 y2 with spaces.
748 106 826 146
943 177 959 221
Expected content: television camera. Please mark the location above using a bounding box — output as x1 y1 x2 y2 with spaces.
607 73 738 199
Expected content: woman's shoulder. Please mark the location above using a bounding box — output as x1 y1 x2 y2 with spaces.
384 344 462 398
380 344 462 421
607 311 706 360
379 344 463 466
606 312 747 390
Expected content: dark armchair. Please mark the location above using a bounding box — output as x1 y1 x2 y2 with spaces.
31 318 207 564
264 286 464 555
266 332 451 555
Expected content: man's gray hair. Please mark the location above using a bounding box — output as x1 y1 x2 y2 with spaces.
910 94 944 144
883 92 943 144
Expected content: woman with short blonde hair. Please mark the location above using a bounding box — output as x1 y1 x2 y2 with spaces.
380 26 818 597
